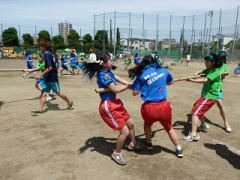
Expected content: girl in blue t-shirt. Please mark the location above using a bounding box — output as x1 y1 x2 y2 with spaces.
81 53 141 166
128 55 183 158
22 51 37 78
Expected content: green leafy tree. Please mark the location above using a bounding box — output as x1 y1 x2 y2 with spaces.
67 29 80 49
115 28 121 51
94 30 108 52
38 30 51 42
52 35 65 51
22 33 34 48
2 27 19 46
82 34 93 53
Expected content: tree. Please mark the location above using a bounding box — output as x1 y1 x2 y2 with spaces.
115 28 121 51
38 30 51 42
82 34 93 53
67 29 80 49
52 35 65 51
22 33 34 48
2 27 19 46
149 41 156 52
94 30 108 52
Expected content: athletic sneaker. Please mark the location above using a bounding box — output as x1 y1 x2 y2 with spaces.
143 141 153 150
31 110 43 116
183 134 200 142
199 123 210 132
111 151 126 165
176 149 184 158
66 102 73 110
225 123 232 133
46 95 53 101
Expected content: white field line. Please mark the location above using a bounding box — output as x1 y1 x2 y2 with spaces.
212 138 240 155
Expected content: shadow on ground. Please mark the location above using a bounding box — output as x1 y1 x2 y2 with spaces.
204 143 240 170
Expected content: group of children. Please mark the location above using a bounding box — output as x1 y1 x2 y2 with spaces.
80 50 232 166
22 45 233 165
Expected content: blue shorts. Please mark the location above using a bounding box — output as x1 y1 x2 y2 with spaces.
62 65 69 70
218 92 223 100
41 81 60 93
70 64 79 69
27 62 35 69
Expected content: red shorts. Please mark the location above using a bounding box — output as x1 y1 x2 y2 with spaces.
141 100 172 131
99 99 130 130
191 97 216 117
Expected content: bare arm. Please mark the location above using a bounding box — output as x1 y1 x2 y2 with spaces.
107 82 130 93
24 67 41 73
194 70 203 77
36 66 52 79
186 77 209 84
115 75 131 85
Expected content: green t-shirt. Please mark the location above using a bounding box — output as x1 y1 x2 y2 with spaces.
218 63 229 91
37 60 45 72
202 68 221 100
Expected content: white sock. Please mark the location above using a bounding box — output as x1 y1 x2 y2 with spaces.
176 145 182 150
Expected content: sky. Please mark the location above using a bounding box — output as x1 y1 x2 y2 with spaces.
1 0 239 39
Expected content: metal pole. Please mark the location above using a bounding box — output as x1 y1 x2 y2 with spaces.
141 13 145 55
1 24 3 45
103 12 105 52
169 15 172 56
232 5 239 56
180 16 185 58
130 28 132 55
18 25 21 44
216 9 222 53
156 14 159 52
113 11 116 55
207 11 213 55
93 14 96 49
190 15 195 59
202 12 207 58
128 12 131 52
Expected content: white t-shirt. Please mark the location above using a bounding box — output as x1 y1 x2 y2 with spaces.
89 53 97 62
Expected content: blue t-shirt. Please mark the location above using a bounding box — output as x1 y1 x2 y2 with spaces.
132 66 173 102
44 52 58 82
70 56 77 66
97 70 117 100
134 56 141 65
61 57 68 68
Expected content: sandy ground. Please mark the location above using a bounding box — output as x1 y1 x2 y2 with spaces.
0 59 240 180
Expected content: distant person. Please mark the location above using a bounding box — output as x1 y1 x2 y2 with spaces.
89 48 97 62
1 49 5 59
22 50 37 78
60 55 73 75
233 63 240 76
69 51 80 75
134 53 141 66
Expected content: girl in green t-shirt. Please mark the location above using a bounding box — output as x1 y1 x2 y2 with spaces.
183 53 222 142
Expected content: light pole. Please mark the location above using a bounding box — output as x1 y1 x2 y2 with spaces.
207 11 213 55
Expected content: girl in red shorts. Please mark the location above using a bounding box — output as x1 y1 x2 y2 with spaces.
81 53 140 165
184 53 222 141
128 55 183 158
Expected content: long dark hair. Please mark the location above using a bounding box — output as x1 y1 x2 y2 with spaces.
81 53 111 80
204 53 222 68
128 55 153 79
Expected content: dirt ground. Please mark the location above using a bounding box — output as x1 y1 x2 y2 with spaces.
0 59 240 180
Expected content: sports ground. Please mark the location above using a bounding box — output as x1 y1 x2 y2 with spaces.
0 59 239 180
